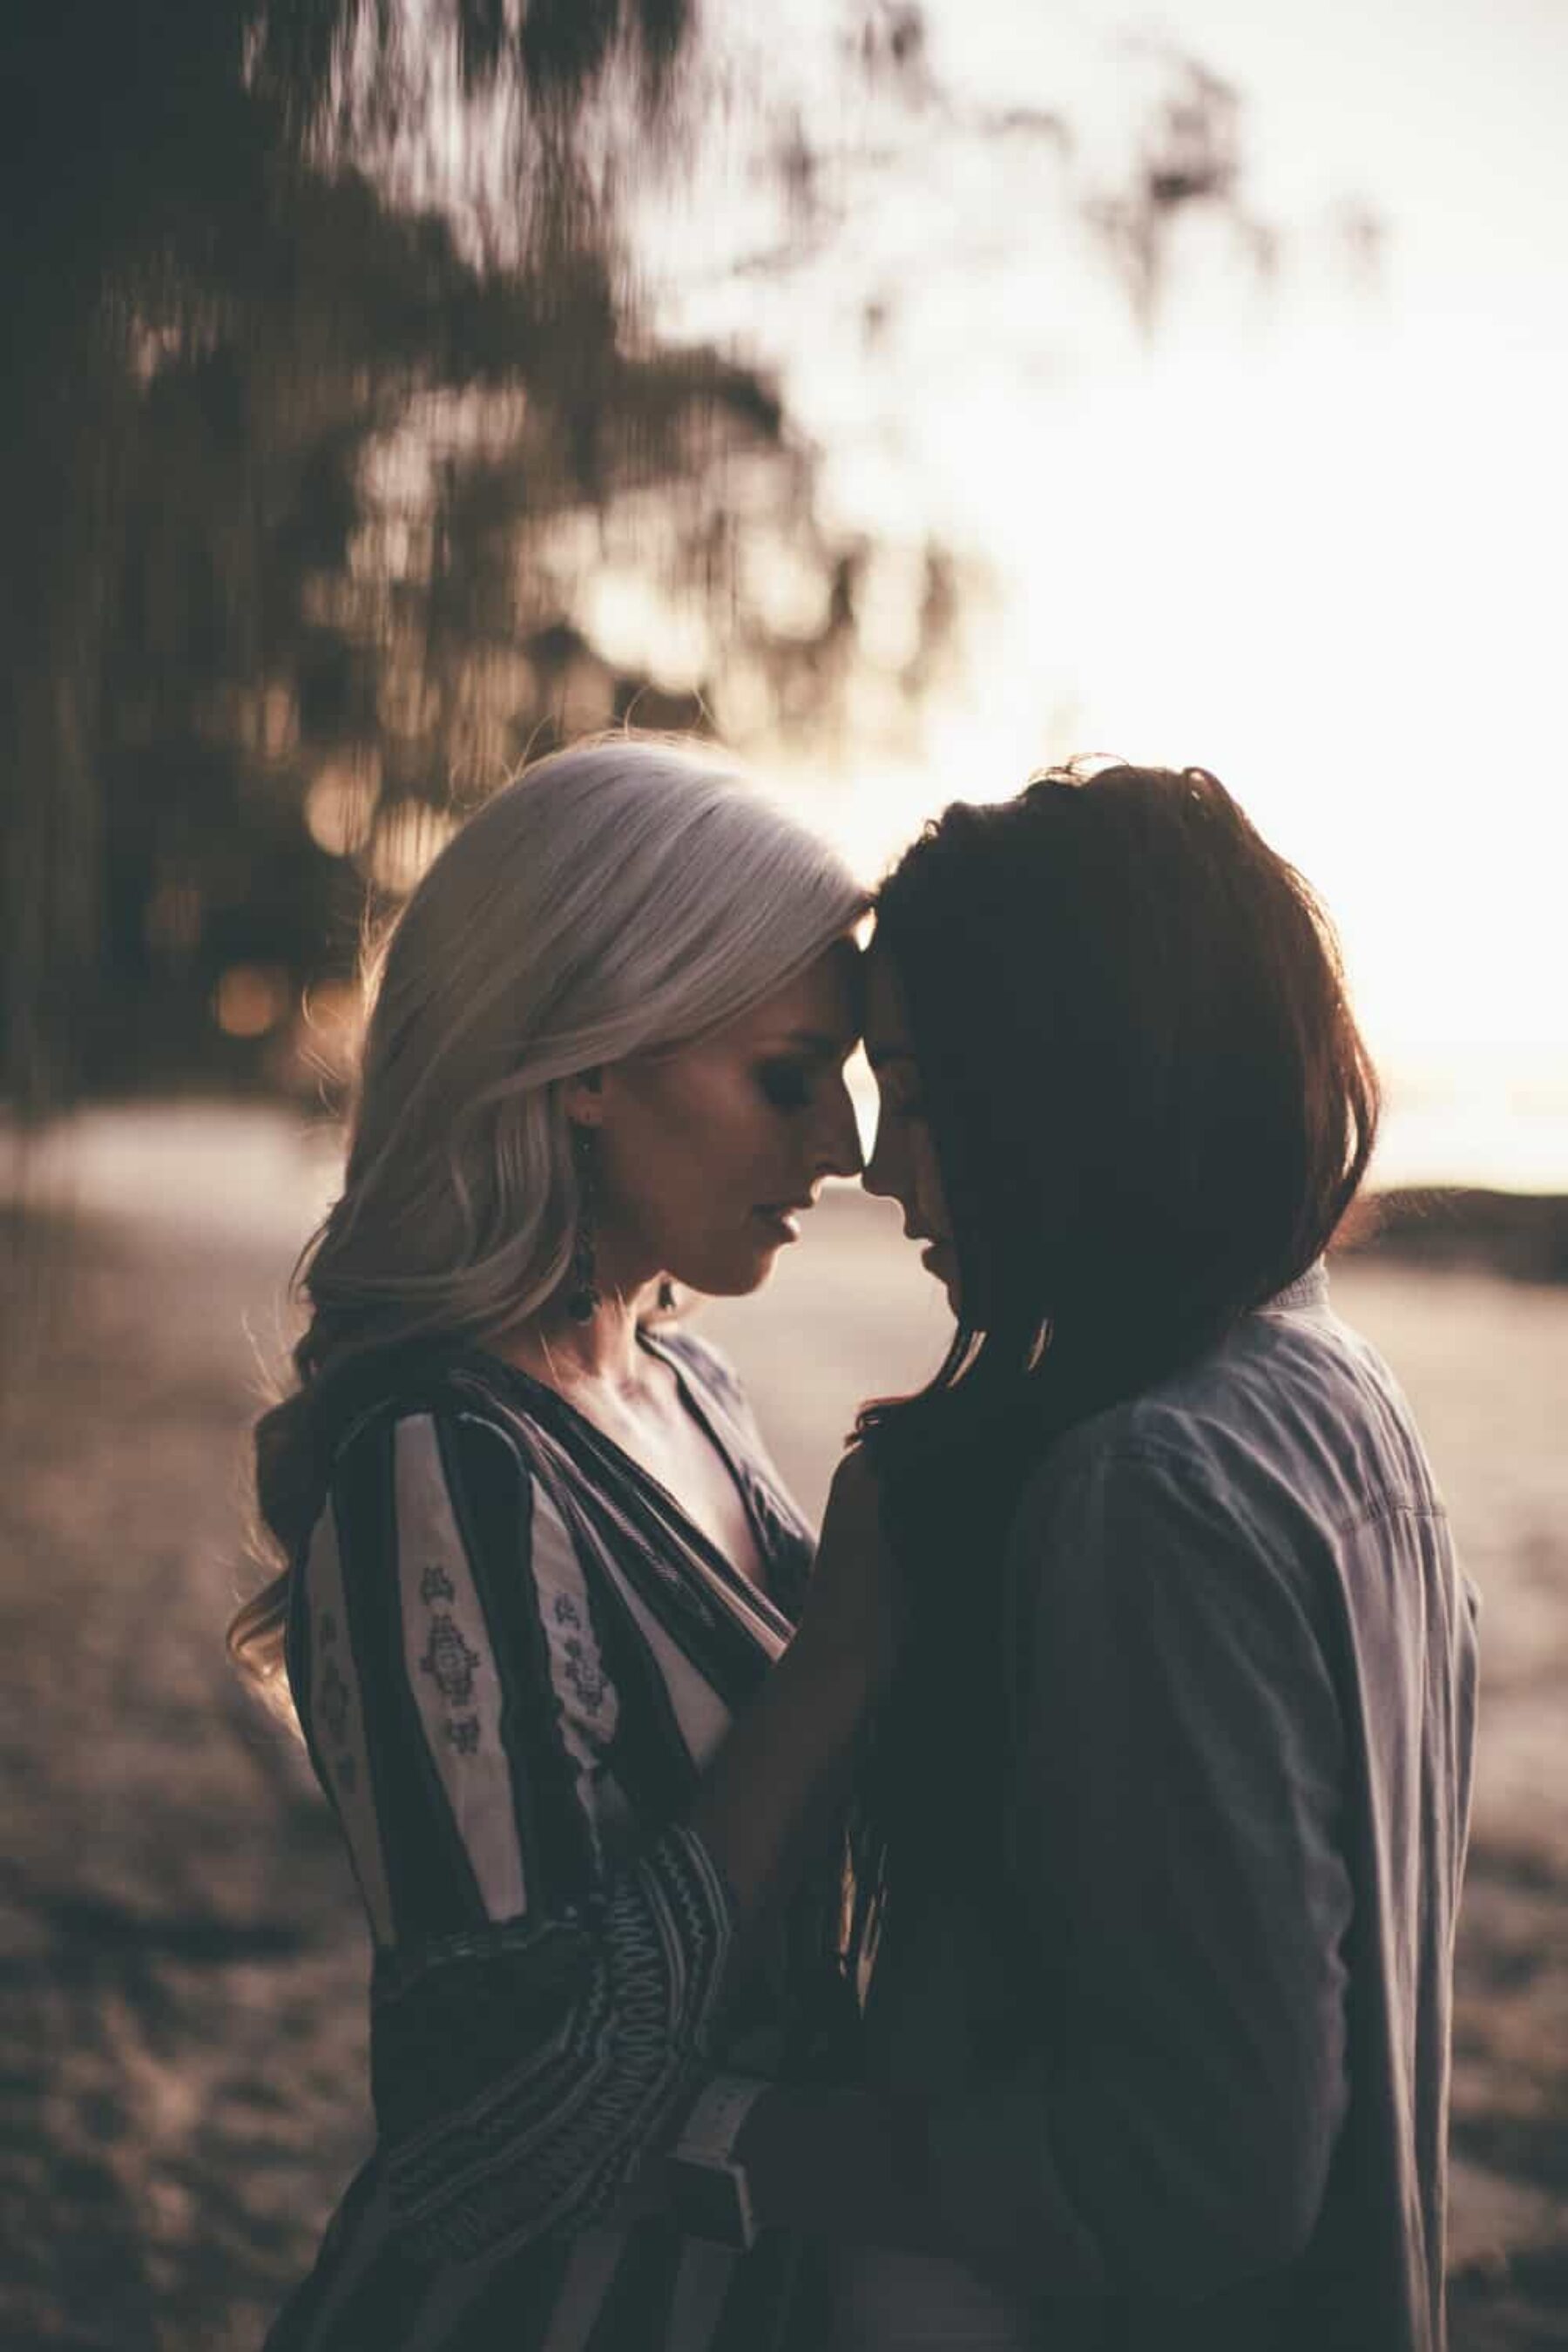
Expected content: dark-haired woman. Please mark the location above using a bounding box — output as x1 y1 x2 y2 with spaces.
728 767 1477 2352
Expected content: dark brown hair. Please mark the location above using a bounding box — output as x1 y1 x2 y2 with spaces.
847 761 1379 1963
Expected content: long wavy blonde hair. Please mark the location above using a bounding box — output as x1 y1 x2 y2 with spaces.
230 734 865 1710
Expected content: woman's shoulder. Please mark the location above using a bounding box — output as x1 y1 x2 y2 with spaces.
1007 1396 1218 1553
1007 1298 1439 1587
1001 1344 1287 1582
292 1353 555 1641
320 1346 551 1494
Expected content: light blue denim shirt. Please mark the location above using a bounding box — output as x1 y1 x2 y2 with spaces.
852 1267 1479 2352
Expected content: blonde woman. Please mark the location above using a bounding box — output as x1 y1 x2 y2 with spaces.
238 738 889 2351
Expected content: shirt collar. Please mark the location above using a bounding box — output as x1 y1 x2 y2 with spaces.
1259 1261 1329 1315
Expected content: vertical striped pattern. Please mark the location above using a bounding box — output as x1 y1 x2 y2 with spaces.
267 1335 836 2352
667 2236 741 2349
529 1477 621 1842
332 1423 489 1943
394 1412 528 1924
299 1498 395 1948
537 2229 633 2352
437 1409 599 1919
595 1543 737 1772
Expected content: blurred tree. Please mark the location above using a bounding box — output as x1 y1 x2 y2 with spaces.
0 0 1283 1110
0 0 871 1107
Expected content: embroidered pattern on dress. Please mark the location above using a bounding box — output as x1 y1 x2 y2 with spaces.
562 1637 606 1717
552 1593 607 1716
420 1563 455 1605
444 1715 480 1755
379 1824 735 2257
420 1612 481 1707
319 1658 350 1747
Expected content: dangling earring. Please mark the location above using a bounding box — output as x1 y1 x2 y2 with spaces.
657 1277 676 1314
566 1126 601 1322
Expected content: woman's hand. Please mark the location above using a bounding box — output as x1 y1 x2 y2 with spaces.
794 1443 902 1700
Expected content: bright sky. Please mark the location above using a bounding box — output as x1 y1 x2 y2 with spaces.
618 0 1568 1188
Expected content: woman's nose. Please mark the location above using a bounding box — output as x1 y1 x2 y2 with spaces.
814 1076 864 1180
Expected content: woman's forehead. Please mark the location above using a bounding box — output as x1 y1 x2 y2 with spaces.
728 936 862 1049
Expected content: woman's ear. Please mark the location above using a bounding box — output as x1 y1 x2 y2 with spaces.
560 1069 605 1128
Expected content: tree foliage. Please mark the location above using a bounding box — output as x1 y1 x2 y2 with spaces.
0 0 872 1105
0 0 1281 1108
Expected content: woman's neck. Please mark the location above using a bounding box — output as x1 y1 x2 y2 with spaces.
497 1283 663 1401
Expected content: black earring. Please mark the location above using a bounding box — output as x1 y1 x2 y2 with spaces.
657 1277 676 1314
566 1127 601 1322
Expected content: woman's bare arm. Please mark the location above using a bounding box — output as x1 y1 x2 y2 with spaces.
686 1443 896 1925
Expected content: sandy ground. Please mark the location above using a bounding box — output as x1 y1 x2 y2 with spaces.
2 1105 1565 2350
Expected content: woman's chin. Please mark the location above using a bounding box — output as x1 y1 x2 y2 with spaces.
666 1245 780 1301
733 1246 783 1297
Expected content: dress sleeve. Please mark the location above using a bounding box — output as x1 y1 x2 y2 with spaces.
922 1442 1353 2302
290 1396 738 2263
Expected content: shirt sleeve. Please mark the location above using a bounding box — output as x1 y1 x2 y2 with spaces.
923 1440 1353 2303
289 1396 738 2263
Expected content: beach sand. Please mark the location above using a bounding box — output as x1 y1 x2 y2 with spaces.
2 1106 1565 2349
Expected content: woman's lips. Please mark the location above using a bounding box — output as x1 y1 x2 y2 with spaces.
753 1206 802 1243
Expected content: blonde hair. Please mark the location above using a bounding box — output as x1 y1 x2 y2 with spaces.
231 734 865 1705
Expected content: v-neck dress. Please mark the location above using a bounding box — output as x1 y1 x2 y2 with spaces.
262 1326 838 2352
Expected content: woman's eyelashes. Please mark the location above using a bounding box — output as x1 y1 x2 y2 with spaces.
757 1058 814 1112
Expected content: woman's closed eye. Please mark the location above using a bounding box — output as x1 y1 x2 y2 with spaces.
757 1058 814 1112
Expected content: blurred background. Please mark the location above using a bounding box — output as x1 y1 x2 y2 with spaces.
2 2 1565 2345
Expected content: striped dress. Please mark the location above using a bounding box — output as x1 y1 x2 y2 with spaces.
264 1327 850 2352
